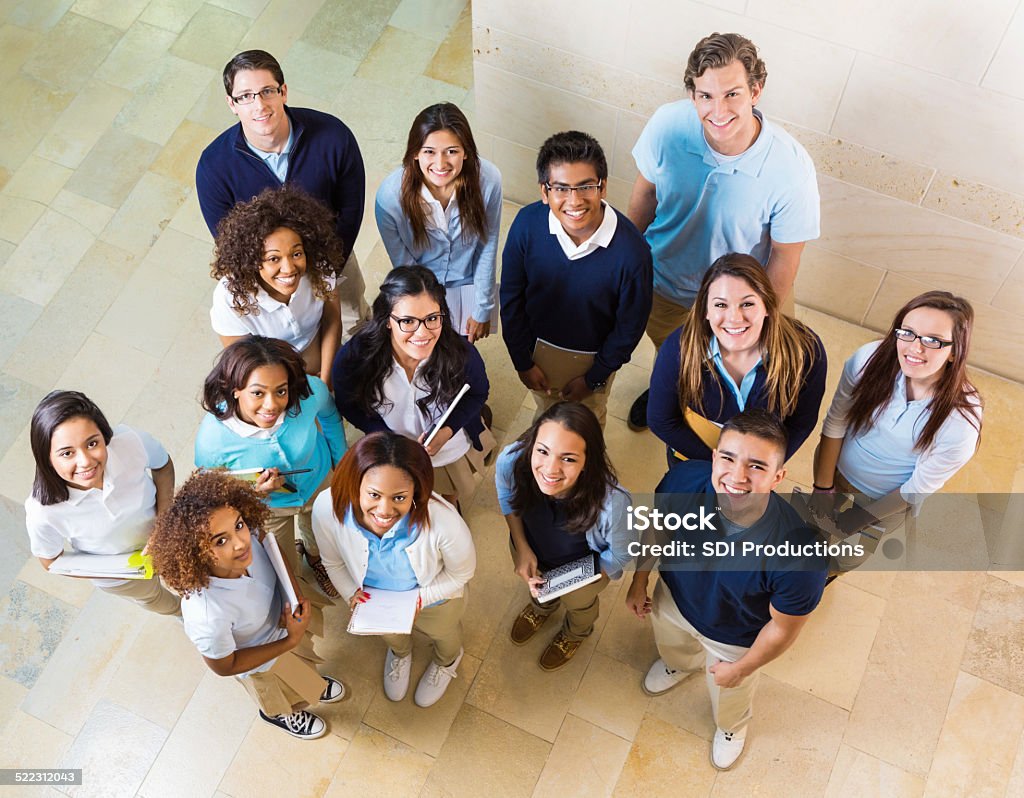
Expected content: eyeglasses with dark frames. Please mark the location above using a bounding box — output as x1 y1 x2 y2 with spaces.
543 181 603 198
230 86 284 105
389 313 446 333
894 328 953 350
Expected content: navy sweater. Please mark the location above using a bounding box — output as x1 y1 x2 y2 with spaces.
499 202 653 385
331 336 489 451
196 106 365 256
648 325 827 461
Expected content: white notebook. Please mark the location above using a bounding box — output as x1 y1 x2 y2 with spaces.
48 550 153 580
535 554 602 603
346 587 419 635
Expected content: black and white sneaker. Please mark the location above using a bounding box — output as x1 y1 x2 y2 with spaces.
258 709 327 740
319 675 347 703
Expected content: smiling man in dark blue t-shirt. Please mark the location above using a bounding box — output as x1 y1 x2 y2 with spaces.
626 409 826 771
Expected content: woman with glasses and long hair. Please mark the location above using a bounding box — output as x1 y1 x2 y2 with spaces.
811 291 982 545
375 102 502 343
648 253 826 463
331 266 493 508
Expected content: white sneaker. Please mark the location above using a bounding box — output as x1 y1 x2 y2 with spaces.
383 648 412 701
642 658 688 696
414 648 463 708
711 727 747 770
319 675 346 704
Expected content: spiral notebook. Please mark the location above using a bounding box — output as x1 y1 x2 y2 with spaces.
536 553 602 603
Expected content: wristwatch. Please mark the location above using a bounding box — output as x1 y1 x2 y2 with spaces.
585 375 608 392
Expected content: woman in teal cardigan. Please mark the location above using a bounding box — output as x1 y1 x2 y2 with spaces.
194 336 347 596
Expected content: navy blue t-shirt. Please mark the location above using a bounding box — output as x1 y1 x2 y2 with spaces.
654 460 827 647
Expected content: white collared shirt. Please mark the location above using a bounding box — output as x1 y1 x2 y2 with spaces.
181 532 287 675
210 274 335 353
25 426 168 563
221 413 285 440
548 200 618 260
379 358 470 467
420 183 459 234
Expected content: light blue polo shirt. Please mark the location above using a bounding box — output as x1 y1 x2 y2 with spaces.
632 101 820 306
245 128 294 184
348 508 419 591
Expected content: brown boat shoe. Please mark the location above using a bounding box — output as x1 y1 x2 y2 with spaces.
510 604 552 645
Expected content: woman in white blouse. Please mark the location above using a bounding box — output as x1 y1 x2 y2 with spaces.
312 431 476 708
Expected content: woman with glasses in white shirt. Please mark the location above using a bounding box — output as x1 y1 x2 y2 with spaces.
331 266 493 509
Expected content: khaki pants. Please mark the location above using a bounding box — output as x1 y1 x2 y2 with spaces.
826 472 910 574
531 373 615 429
99 576 181 616
338 251 370 343
530 573 610 641
381 593 466 666
263 472 333 567
239 630 326 717
645 289 795 353
651 579 757 733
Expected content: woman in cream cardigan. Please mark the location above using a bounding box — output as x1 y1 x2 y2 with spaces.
311 431 475 708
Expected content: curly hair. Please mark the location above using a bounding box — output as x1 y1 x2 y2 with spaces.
684 32 767 93
212 186 345 316
148 469 271 595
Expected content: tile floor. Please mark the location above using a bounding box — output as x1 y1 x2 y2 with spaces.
0 1 1022 796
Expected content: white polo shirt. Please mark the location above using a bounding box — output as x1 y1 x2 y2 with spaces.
181 533 286 676
209 274 335 353
380 358 470 468
25 426 168 585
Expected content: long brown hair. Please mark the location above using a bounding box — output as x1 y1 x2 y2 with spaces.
677 253 819 418
399 103 487 249
845 291 982 451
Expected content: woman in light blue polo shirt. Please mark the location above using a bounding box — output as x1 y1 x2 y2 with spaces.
375 102 502 343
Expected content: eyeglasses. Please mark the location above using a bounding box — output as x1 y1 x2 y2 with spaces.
390 313 446 332
543 181 603 198
894 328 953 349
230 86 283 105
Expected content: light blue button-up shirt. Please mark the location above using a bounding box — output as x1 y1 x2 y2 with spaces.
245 128 294 183
349 509 419 591
709 337 762 411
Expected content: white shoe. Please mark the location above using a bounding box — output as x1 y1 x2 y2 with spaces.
319 675 346 703
642 658 688 696
711 727 746 770
414 648 463 708
383 648 412 701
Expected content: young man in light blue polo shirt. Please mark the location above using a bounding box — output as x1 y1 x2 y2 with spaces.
626 32 820 430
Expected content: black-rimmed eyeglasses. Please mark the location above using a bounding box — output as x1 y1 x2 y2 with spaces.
231 86 283 105
390 313 446 332
894 328 953 349
543 181 603 198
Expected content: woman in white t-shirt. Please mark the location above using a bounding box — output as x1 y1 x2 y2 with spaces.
148 470 346 740
210 186 345 385
25 390 180 615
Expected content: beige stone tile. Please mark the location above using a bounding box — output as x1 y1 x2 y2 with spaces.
356 25 439 87
21 12 121 91
0 426 35 506
1008 732 1024 798
48 190 116 236
167 189 215 243
0 73 73 173
6 0 75 32
4 240 137 390
64 128 161 207
922 173 1024 241
824 744 925 798
238 0 327 52
15 558 94 608
218 709 348 798
794 244 884 325
1 156 71 204
53 333 160 424
844 586 974 774
99 171 191 257
833 54 1024 197
168 3 249 70
475 63 618 155
101 613 205 731
58 699 167 796
301 0 400 62
0 195 46 244
96 227 214 358
990 570 1024 589
594 575 660 675
139 671 255 797
34 81 133 170
150 303 220 406
423 1 471 89
569 652 650 741
208 0 270 15
819 176 1023 306
895 571 987 613
838 568 897 600
762 580 885 710
535 714 631 798
0 675 28 736
389 0 466 43
604 417 671 497
70 0 149 29
922 669 1024 797
21 590 144 736
94 20 178 91
993 251 1024 314
610 111 646 185
982 3 1024 100
420 704 550 798
781 121 935 206
485 137 537 207
606 177 632 216
361 644 481 757
961 575 1024 697
0 710 72 773
280 40 359 103
0 208 95 306
324 724 431 797
612 714 713 798
114 54 217 146
0 23 42 81
138 0 205 33
747 0 1016 84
